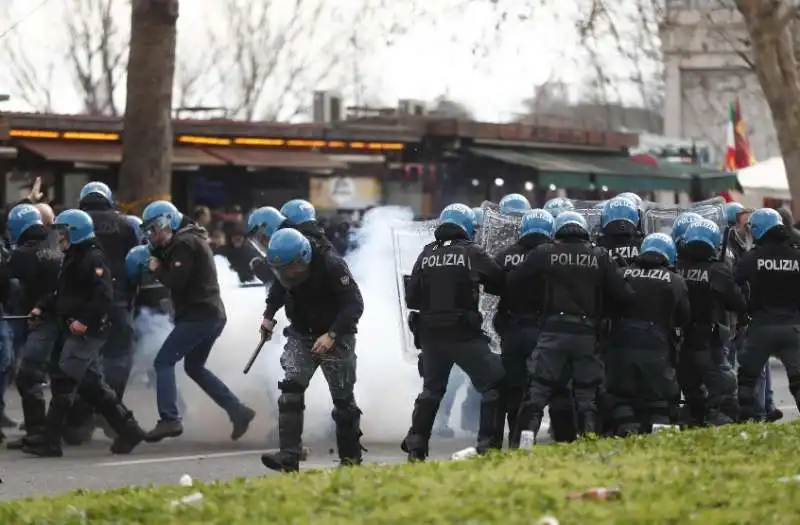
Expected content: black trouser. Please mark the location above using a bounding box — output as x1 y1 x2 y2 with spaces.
605 320 678 435
678 327 737 425
45 328 141 448
14 321 60 436
403 336 504 457
738 313 800 420
67 301 134 432
518 318 602 437
499 320 541 448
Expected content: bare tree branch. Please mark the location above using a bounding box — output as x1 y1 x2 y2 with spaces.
0 32 56 112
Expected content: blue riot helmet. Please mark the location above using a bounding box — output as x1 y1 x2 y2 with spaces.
79 181 113 204
520 209 555 239
543 197 574 218
640 232 677 265
247 206 287 247
7 204 43 244
126 215 145 244
280 199 315 225
748 207 783 241
601 197 639 228
439 203 475 239
725 202 746 226
616 192 643 208
684 219 722 251
267 228 313 288
125 244 151 284
499 193 530 215
53 209 95 250
472 207 484 229
671 212 703 245
554 210 588 236
142 200 183 247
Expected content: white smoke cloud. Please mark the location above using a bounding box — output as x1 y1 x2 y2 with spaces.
128 206 430 445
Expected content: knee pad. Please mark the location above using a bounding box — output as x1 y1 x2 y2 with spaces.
50 374 79 398
278 379 306 394
278 392 305 413
418 387 445 406
332 397 362 425
15 366 46 396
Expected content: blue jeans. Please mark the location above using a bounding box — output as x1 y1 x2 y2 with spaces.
153 318 243 421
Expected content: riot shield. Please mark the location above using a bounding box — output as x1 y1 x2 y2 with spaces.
391 220 437 363
571 199 605 239
642 197 727 236
477 205 522 352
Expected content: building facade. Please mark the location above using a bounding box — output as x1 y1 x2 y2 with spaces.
662 0 783 163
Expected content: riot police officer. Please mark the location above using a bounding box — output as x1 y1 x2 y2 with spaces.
543 198 574 218
675 219 746 425
259 228 365 472
512 211 633 441
735 208 800 420
402 204 505 461
246 206 286 283
3 204 62 450
499 194 530 215
606 233 690 435
725 203 751 261
77 182 138 401
493 209 554 448
598 197 643 267
672 212 703 255
280 199 335 252
22 209 146 457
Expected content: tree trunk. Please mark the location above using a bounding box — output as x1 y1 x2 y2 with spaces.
736 0 800 217
117 0 179 214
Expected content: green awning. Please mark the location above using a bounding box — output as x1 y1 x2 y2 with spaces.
657 162 740 193
467 147 693 191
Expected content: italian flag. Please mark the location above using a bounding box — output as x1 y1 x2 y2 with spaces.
724 97 755 172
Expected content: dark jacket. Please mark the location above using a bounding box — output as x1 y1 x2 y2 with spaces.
37 239 112 333
152 223 226 321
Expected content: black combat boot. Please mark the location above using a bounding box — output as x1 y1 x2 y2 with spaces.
333 401 364 467
261 395 304 473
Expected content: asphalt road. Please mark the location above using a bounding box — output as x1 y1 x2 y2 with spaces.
0 363 796 502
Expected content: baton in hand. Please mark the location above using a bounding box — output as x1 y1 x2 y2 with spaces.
243 328 270 375
2 315 33 321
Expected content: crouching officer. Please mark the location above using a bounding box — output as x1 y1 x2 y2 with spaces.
401 204 505 462
606 233 690 435
3 205 62 450
735 208 800 419
22 209 146 457
493 209 554 448
675 219 746 426
512 211 634 441
260 228 365 472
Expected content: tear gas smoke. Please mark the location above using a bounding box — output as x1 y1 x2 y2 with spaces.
129 206 431 443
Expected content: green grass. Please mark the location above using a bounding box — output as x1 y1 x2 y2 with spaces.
5 423 800 524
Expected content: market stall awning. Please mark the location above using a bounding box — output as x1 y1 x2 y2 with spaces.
467 147 693 191
206 148 347 170
18 140 224 165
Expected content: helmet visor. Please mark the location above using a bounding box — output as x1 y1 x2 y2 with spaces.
271 258 310 289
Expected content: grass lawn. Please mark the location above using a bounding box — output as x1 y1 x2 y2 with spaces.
4 422 800 524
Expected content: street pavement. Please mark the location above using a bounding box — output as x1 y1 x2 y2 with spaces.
0 363 796 502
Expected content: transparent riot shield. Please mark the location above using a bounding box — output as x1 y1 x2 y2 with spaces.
477 205 523 352
391 219 437 363
571 200 605 240
642 196 727 236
